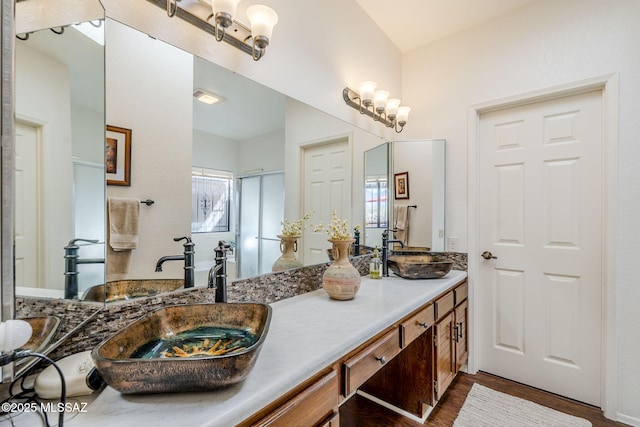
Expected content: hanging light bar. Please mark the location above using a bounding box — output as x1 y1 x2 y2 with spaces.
149 0 278 61
343 84 410 133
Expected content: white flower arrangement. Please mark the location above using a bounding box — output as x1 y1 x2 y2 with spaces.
313 210 358 241
280 212 314 236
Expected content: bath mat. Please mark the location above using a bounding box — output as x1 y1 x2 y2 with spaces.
454 383 592 427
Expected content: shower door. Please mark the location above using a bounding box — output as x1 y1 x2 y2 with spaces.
237 172 284 278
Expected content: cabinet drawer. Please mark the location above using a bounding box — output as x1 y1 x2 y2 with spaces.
343 328 401 396
400 303 434 347
454 282 468 306
435 290 454 321
253 370 338 427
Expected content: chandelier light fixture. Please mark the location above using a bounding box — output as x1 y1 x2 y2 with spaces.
343 82 411 133
155 0 278 61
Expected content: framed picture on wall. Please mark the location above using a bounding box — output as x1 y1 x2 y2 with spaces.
394 171 410 200
106 125 132 186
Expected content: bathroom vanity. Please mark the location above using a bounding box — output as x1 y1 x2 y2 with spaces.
61 271 468 426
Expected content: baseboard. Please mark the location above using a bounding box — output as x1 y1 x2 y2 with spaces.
616 413 640 427
356 390 433 424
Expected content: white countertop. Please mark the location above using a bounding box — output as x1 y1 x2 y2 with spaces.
5 271 467 427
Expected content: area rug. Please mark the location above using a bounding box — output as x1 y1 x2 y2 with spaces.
454 383 592 426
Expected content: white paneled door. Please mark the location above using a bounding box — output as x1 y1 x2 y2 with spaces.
15 121 40 288
477 90 603 406
302 138 351 266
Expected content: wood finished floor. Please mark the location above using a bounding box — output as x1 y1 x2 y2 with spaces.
340 371 627 427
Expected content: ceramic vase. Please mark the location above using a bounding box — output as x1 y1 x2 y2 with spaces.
272 235 303 272
322 239 361 300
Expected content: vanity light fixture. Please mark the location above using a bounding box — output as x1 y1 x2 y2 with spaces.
160 0 278 61
343 83 411 133
194 89 226 105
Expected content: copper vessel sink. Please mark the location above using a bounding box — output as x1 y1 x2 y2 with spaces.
82 279 184 302
387 253 453 279
92 303 271 394
17 316 61 354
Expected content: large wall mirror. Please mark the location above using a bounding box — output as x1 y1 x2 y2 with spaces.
3 0 448 368
363 140 446 251
15 13 106 302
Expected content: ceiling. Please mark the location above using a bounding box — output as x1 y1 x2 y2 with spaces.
355 0 536 52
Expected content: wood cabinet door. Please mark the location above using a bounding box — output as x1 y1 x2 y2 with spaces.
455 299 469 372
360 329 433 418
433 311 455 402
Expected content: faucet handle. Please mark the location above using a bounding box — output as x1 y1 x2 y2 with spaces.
174 236 193 244
65 238 100 248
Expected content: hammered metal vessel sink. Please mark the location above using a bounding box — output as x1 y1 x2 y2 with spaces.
388 254 453 279
91 303 271 394
17 316 61 354
82 279 184 302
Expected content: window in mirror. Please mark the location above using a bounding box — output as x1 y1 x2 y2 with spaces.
365 179 388 229
191 168 233 233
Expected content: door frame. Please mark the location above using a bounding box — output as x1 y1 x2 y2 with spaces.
467 73 618 417
297 132 354 262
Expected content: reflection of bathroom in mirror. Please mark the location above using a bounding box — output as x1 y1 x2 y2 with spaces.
363 143 391 248
363 139 445 251
392 140 446 252
14 17 105 300
8 14 447 311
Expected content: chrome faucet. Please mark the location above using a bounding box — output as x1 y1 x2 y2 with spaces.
382 229 405 277
64 238 105 299
155 236 195 288
208 241 230 302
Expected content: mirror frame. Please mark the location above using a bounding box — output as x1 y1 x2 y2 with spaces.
1 0 15 323
1 0 15 382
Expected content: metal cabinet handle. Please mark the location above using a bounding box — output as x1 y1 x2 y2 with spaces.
481 251 497 260
457 322 463 340
418 321 430 328
375 356 387 364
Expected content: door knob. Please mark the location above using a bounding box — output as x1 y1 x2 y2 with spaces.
481 251 497 260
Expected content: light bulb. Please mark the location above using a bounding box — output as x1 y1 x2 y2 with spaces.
247 5 279 49
385 99 401 119
373 90 390 114
0 320 32 353
211 0 241 28
397 106 411 124
357 81 377 106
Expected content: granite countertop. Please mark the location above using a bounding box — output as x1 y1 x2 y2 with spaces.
4 270 467 427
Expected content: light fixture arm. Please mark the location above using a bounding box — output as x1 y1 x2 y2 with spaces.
166 0 181 17
343 87 395 128
148 0 273 61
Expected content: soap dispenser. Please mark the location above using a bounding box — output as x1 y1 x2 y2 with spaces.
370 246 382 279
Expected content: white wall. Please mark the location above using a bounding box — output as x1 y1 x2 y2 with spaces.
106 19 193 281
284 98 386 238
15 43 73 290
402 0 640 422
238 129 285 175
393 140 433 248
192 129 238 172
102 0 402 142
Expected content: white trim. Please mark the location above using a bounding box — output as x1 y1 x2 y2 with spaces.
616 413 640 426
467 73 618 418
297 132 354 259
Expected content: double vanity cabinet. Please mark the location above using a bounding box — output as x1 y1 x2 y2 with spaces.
243 277 469 426
65 270 468 427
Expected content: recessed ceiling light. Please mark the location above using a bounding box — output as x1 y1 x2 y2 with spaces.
194 89 226 105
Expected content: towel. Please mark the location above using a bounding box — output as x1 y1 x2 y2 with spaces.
393 205 410 247
106 197 139 279
107 197 140 251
